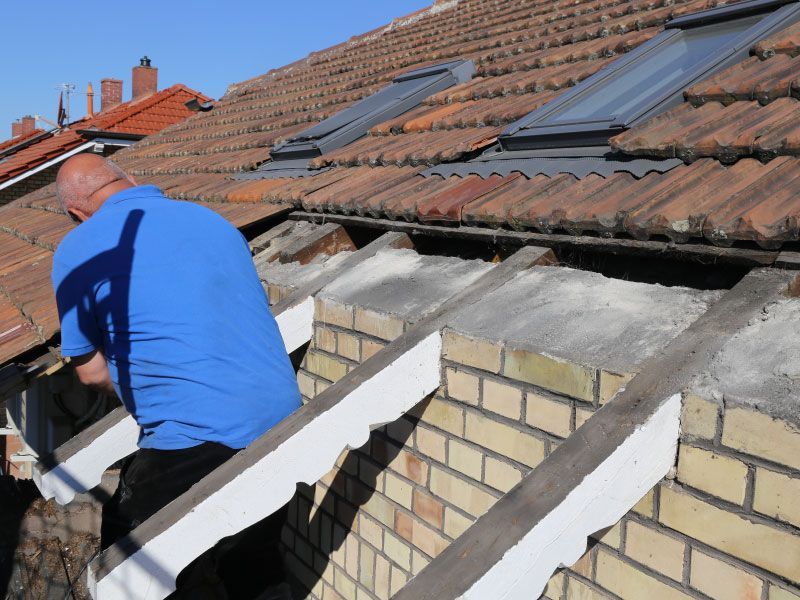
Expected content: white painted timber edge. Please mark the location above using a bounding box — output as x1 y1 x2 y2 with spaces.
459 393 682 600
34 414 140 505
274 296 314 354
36 301 315 505
88 330 443 600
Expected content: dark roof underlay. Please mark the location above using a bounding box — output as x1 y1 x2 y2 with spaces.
421 147 683 179
235 60 475 181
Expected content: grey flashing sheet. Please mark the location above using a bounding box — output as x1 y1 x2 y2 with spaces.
234 158 331 181
498 0 800 151
421 146 682 179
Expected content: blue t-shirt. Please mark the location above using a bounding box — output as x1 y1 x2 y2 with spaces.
51 185 301 450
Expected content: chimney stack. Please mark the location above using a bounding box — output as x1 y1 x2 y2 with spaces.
100 78 123 112
11 115 36 138
87 82 95 117
132 56 158 100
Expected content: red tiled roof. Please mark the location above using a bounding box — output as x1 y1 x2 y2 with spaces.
0 129 46 154
0 84 208 185
1 0 800 366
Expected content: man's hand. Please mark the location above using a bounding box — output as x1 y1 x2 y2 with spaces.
71 350 116 396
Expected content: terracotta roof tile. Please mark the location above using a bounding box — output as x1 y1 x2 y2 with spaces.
302 166 422 213
6 0 800 366
610 98 800 162
417 173 516 222
703 156 800 248
753 20 800 58
0 129 46 154
685 54 800 106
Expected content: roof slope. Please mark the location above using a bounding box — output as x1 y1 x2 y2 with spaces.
105 0 800 248
1 0 800 367
0 84 208 183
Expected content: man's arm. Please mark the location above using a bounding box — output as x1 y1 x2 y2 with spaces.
71 350 116 396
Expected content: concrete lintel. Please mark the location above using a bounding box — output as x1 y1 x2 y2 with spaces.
33 231 415 506
394 267 799 600
88 245 554 598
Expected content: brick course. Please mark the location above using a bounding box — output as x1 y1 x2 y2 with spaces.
280 276 800 600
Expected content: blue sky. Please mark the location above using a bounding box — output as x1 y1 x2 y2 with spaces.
0 0 431 138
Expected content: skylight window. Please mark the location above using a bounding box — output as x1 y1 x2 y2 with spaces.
499 0 800 151
235 59 475 180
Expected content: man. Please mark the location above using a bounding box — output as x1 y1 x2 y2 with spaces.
51 154 301 596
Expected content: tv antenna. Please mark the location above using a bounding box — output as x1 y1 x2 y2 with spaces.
54 83 76 126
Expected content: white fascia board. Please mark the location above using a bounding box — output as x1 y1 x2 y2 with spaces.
36 296 318 505
88 330 443 599
34 414 140 504
458 393 682 600
0 138 135 192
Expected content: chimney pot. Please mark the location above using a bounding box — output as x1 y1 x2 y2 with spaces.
100 78 123 112
132 57 158 100
87 82 95 117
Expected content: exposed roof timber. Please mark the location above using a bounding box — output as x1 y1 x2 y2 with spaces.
289 212 786 268
235 159 332 181
87 246 555 598
33 231 414 505
394 267 799 600
0 351 62 401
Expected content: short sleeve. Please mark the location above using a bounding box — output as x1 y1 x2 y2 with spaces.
51 257 101 357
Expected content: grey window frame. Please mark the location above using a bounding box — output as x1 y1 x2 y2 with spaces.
499 0 800 151
268 59 475 161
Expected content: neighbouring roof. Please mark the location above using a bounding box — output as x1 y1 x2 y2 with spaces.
0 84 209 184
0 129 46 155
0 0 799 367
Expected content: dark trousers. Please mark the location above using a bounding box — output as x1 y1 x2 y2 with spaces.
101 442 288 599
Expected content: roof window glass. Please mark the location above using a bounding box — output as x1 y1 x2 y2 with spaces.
499 0 800 151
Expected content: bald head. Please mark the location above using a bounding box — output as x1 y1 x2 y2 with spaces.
56 155 135 223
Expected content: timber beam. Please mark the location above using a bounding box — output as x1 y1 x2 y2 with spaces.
289 211 782 268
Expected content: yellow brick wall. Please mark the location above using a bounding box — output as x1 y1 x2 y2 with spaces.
550 393 800 600
282 298 631 600
284 296 800 600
